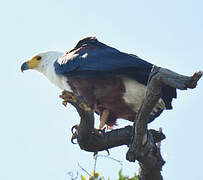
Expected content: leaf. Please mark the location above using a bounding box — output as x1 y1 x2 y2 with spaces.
91 171 94 177
134 172 139 180
118 169 124 180
90 171 100 179
81 175 86 180
94 172 100 179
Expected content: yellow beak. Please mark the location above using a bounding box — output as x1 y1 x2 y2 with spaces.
21 58 40 72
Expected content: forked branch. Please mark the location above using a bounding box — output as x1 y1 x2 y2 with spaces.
60 67 202 180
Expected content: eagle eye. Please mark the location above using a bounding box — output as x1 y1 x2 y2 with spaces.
36 56 41 60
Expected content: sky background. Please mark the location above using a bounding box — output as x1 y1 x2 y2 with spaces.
1 0 203 179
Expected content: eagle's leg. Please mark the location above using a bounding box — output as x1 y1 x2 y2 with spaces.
99 109 110 129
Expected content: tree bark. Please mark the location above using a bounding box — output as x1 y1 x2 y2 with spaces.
126 66 202 179
60 67 202 180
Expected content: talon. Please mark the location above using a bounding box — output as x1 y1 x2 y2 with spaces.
92 128 104 136
98 127 106 134
59 91 77 103
71 133 78 144
71 125 79 134
71 124 79 144
62 101 68 107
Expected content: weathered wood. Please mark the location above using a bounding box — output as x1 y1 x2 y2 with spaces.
60 91 166 180
60 67 202 180
126 67 202 179
126 67 202 160
60 91 165 151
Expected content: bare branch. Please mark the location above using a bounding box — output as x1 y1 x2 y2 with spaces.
60 67 202 180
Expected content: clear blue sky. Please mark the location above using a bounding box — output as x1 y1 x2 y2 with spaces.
1 0 203 179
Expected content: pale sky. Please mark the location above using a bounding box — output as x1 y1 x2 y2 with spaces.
1 0 203 179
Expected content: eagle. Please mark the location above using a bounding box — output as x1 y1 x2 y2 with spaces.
21 37 176 128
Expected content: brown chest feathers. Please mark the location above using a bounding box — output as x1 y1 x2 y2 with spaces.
67 76 137 128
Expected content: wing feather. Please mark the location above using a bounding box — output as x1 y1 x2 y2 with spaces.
54 37 153 85
54 37 176 110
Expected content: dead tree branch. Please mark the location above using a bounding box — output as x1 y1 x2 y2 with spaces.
60 67 202 180
126 67 202 180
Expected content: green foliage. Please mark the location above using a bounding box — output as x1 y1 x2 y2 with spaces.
80 171 102 180
80 169 139 180
118 169 139 180
81 175 86 180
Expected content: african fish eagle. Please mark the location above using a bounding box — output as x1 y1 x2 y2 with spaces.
21 37 176 128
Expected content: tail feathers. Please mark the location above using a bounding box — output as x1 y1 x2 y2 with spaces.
148 86 177 123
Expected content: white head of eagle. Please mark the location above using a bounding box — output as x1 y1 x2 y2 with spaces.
21 51 64 73
21 51 73 91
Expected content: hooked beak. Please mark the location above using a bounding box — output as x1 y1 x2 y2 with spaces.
21 62 29 72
